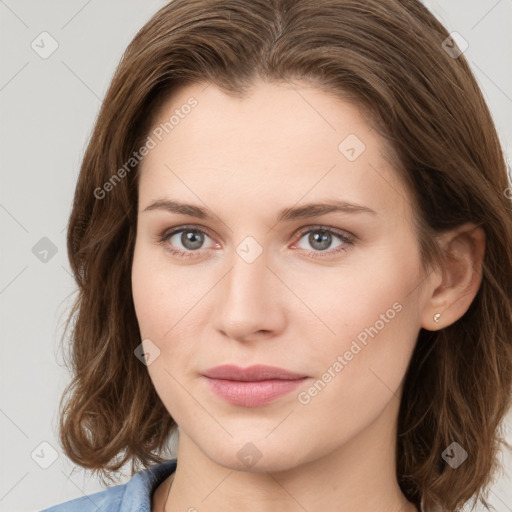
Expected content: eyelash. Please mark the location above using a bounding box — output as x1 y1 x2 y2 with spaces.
155 224 355 260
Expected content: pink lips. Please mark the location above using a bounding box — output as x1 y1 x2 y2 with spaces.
202 364 308 407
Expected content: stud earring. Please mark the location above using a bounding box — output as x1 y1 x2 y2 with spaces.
433 313 441 323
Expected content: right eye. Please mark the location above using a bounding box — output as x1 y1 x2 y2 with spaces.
157 225 219 258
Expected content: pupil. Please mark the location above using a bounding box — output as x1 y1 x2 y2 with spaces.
309 231 331 251
182 230 203 250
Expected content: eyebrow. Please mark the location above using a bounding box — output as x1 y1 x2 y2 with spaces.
143 198 377 221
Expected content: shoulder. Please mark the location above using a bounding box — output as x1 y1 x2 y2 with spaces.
40 459 177 512
39 483 125 512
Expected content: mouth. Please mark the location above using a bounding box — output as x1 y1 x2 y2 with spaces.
201 364 309 407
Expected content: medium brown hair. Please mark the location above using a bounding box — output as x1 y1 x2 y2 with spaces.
59 1 512 510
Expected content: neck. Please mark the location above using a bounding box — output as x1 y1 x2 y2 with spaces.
161 397 417 512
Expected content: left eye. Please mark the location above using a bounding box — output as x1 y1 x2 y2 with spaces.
294 227 353 254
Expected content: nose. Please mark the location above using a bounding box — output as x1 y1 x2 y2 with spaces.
212 244 286 343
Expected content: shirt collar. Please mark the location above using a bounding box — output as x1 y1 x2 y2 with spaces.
120 459 177 512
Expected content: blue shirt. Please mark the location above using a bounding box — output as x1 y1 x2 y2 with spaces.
40 459 177 512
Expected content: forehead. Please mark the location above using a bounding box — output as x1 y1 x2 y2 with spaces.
138 80 411 225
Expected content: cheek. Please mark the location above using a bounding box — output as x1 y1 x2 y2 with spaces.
293 247 417 343
131 255 177 378
131 241 202 421
131 249 161 337
294 247 421 392
131 238 210 364
131 239 186 337
290 280 419 441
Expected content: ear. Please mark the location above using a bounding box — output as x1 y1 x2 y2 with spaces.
421 223 486 331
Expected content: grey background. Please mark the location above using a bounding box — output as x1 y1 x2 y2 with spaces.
1 1 511 511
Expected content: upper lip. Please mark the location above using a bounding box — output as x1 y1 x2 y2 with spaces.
202 364 307 382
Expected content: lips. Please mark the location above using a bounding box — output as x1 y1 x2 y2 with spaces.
201 364 309 407
202 364 307 381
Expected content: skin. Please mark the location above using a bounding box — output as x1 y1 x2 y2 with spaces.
130 79 485 512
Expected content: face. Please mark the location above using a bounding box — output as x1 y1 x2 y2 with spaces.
131 79 430 472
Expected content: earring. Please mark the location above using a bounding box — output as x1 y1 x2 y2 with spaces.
433 313 441 323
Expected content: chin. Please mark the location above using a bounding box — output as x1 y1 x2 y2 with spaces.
195 432 314 474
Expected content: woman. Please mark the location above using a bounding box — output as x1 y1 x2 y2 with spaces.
42 0 512 511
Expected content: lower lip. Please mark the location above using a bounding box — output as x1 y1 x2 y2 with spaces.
203 377 307 407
